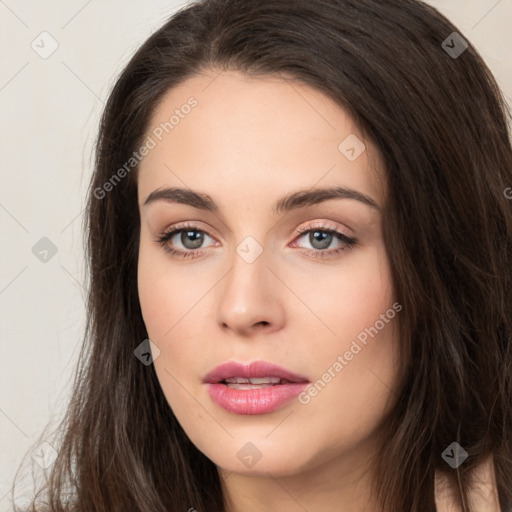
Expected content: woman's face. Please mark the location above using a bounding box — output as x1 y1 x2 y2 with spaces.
137 70 400 479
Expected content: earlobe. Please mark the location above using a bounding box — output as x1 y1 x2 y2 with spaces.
434 454 501 512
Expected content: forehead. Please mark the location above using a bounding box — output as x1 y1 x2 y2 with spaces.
137 70 385 208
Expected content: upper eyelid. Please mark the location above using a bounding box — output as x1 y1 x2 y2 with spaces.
162 220 347 236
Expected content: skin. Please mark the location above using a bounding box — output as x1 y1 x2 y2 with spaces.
136 70 500 511
434 454 501 511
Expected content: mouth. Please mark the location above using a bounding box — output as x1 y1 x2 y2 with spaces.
203 361 310 415
202 360 310 385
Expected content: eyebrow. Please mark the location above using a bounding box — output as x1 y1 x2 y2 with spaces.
143 186 380 214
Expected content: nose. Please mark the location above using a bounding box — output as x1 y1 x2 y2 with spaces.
216 246 285 338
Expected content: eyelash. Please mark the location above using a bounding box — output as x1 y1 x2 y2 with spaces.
154 221 358 260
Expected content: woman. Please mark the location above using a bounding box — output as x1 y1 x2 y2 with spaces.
13 0 511 510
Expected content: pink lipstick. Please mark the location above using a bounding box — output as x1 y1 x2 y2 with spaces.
203 361 309 415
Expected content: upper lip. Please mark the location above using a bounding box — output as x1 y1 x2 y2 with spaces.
203 360 309 384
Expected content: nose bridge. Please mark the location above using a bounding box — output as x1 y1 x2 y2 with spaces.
223 235 269 311
216 233 284 333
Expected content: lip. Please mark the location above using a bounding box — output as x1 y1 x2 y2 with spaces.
203 361 309 415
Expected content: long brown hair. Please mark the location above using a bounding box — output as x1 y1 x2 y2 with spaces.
12 0 512 510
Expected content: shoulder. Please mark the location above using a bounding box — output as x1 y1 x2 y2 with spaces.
434 454 501 511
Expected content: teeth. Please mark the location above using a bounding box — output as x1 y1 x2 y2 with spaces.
225 383 275 389
249 377 282 384
223 377 284 384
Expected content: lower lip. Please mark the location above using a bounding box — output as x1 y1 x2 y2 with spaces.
206 382 309 415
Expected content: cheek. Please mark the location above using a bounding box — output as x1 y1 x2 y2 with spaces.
137 250 170 338
293 245 399 428
137 241 205 340
314 322 399 451
292 242 395 345
137 242 215 389
137 249 200 409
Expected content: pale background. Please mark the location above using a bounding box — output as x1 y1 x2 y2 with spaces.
0 0 511 509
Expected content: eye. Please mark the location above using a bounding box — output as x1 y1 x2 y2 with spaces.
154 221 358 260
291 222 358 258
154 223 217 259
